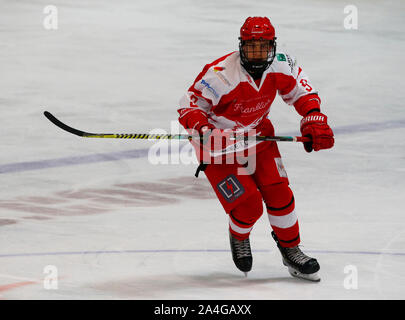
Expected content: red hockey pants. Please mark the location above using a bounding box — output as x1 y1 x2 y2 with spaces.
203 141 300 248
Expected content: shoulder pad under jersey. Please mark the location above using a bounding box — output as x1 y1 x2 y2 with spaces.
195 52 240 105
271 51 298 77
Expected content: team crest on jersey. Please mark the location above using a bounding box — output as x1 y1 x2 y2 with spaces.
217 175 245 203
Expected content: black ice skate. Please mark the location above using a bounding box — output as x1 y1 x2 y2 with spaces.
229 232 252 276
271 231 320 282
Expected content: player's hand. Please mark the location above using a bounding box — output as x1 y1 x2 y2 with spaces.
300 112 334 152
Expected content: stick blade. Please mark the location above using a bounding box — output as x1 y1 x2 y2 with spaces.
43 111 93 137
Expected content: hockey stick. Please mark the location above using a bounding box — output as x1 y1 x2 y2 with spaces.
43 111 310 142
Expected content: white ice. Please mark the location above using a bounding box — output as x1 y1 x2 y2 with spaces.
0 0 404 299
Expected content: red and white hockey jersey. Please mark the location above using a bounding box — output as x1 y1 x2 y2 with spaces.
178 51 321 157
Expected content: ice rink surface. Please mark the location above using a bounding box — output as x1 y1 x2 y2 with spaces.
0 0 404 299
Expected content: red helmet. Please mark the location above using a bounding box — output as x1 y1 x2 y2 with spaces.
240 17 275 41
239 17 277 77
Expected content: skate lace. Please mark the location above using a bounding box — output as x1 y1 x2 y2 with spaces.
234 238 252 259
285 246 311 265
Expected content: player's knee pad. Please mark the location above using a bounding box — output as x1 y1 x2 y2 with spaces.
230 191 263 226
261 182 295 214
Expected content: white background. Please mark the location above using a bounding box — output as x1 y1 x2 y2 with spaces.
0 0 404 299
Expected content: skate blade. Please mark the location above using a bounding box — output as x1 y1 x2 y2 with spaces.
287 267 320 282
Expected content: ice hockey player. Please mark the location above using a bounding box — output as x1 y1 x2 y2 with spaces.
177 16 334 281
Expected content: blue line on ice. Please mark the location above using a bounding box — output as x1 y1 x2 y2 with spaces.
1 119 404 174
0 148 149 174
0 249 403 258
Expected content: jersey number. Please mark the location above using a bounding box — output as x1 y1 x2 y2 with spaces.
300 79 312 92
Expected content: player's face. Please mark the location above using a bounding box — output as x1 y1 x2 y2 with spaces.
242 39 272 62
